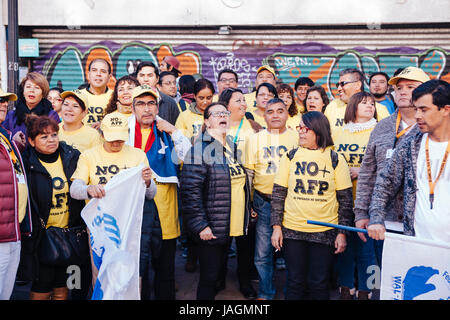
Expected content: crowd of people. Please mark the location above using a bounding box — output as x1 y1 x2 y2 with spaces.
0 55 449 301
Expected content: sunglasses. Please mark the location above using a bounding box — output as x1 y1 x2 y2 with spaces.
296 125 311 133
335 80 358 88
0 97 9 103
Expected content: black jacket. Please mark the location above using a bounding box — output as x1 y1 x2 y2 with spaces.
22 141 86 240
158 91 180 125
180 132 251 246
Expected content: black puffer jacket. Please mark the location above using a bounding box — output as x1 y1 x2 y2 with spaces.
180 131 251 246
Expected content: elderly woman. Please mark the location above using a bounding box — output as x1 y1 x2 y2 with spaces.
271 111 353 300
3 72 60 148
180 102 252 300
305 86 330 113
332 91 378 300
21 114 88 300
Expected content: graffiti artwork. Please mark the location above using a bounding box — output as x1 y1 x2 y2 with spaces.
34 40 450 99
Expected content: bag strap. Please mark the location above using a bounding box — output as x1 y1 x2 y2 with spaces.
330 149 339 170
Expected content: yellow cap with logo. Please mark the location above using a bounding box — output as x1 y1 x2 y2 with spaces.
100 112 129 142
61 89 89 110
388 66 430 85
132 85 159 100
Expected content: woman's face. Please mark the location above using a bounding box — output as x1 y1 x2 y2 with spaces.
227 92 246 120
255 86 275 110
278 91 293 108
195 87 213 112
47 90 63 113
23 80 43 107
306 90 325 112
356 97 376 121
297 118 318 150
30 128 59 155
205 104 230 136
61 96 86 125
117 80 137 109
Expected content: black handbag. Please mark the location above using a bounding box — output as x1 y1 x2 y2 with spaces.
38 220 90 267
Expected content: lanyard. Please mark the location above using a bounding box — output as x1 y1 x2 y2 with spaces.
425 135 450 209
233 118 244 144
395 112 414 139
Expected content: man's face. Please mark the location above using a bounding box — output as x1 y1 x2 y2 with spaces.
296 84 311 102
217 72 238 94
414 93 449 134
157 74 177 98
133 94 158 128
337 73 362 104
136 66 159 88
87 60 111 90
159 59 171 72
264 102 288 131
370 75 389 98
0 98 9 123
255 70 276 88
394 79 422 109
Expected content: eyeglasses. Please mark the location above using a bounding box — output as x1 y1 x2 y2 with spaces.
336 80 358 88
135 100 157 108
209 111 231 118
219 78 237 84
296 125 311 133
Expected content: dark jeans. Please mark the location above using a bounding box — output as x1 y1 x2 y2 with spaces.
284 238 335 300
219 226 256 289
197 241 230 300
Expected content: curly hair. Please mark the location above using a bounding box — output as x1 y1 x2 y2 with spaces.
277 83 298 117
104 75 140 116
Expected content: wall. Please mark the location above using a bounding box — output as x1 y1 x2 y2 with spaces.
33 39 450 98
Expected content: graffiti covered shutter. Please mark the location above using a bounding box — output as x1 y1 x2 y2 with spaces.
31 26 450 97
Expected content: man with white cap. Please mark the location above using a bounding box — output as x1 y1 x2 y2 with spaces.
353 66 430 275
126 85 190 299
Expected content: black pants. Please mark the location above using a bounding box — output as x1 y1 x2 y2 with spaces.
197 241 230 300
283 238 335 300
153 238 176 300
219 226 256 289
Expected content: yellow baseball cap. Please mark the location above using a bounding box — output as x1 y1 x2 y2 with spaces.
61 89 89 110
388 66 430 85
256 65 276 77
0 89 18 101
132 85 159 100
100 112 129 142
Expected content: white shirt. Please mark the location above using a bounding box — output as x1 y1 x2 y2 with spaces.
414 133 450 243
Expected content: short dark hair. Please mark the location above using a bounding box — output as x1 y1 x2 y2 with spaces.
255 82 278 98
25 114 59 141
158 71 177 85
49 87 64 94
339 68 366 91
301 111 334 149
369 72 390 84
178 75 196 95
218 69 238 82
412 79 450 110
266 98 286 110
344 91 377 124
88 58 111 74
203 102 227 120
305 86 330 113
194 78 215 96
294 77 314 90
218 88 243 106
135 61 159 78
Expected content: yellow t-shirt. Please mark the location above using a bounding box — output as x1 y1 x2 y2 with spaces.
72 144 149 186
175 108 203 141
332 124 375 200
58 122 102 153
137 130 180 240
225 148 246 237
227 118 254 162
324 99 389 130
248 108 266 129
274 147 352 233
245 128 298 195
80 88 113 125
40 156 70 229
244 91 256 110
109 110 133 120
286 113 302 130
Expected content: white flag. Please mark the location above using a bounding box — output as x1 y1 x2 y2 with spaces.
81 164 146 300
380 232 450 300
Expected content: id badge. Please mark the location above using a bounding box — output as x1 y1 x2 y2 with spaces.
386 148 395 159
17 174 26 184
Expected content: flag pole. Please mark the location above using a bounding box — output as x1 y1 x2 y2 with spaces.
307 220 368 234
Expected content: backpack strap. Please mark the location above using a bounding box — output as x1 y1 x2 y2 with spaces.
179 99 187 111
287 147 299 161
330 149 339 170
